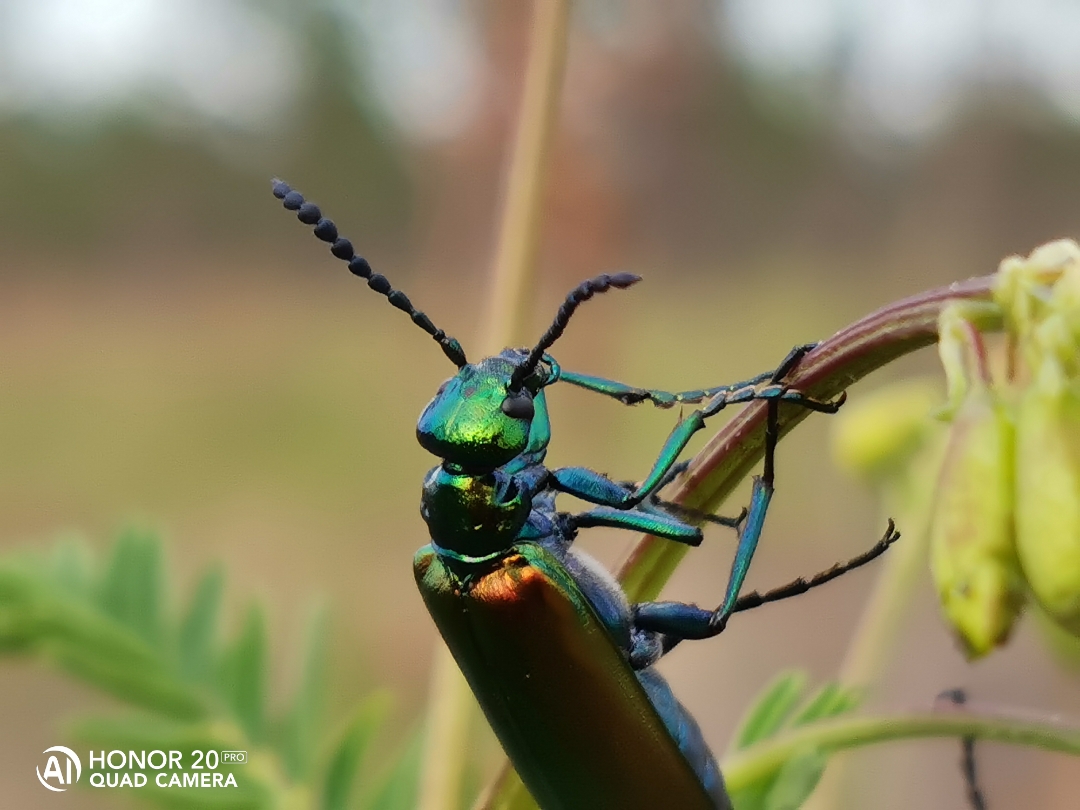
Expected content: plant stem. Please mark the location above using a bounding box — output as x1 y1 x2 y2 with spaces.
613 277 1001 807
481 0 572 352
722 709 1080 793
417 644 474 810
617 277 1002 600
420 3 571 810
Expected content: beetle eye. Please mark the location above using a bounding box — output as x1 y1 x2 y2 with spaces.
501 393 535 420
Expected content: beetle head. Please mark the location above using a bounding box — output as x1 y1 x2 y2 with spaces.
417 352 554 471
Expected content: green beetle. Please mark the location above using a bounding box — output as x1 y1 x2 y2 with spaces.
273 179 898 810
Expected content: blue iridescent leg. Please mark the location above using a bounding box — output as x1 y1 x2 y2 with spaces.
548 466 744 530
558 343 819 408
622 460 747 528
708 397 784 628
552 347 842 509
556 397 781 631
632 519 900 645
569 506 704 546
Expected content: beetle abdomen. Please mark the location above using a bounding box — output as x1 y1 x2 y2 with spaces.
415 543 726 810
636 667 728 808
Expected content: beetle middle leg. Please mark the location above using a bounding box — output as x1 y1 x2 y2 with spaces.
559 461 748 547
556 348 848 635
549 387 842 510
550 342 842 512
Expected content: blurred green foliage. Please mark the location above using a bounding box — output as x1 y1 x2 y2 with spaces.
0 530 420 809
727 673 860 810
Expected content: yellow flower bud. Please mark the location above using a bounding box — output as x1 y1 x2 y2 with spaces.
1014 352 1080 636
929 306 1024 658
830 380 940 485
929 393 1023 657
995 239 1080 373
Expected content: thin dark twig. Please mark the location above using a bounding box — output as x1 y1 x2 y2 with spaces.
937 689 989 810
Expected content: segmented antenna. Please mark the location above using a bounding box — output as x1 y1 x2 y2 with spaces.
510 273 641 390
271 179 468 368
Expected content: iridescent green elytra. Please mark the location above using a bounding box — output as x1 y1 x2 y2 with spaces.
273 179 898 810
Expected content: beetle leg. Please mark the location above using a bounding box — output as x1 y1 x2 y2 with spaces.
553 343 842 512
557 343 821 408
550 466 637 505
710 400 781 629
551 466 745 528
637 494 746 530
569 507 703 546
726 519 900 616
631 519 900 648
628 627 666 669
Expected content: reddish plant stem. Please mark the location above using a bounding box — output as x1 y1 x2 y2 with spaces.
618 274 1001 601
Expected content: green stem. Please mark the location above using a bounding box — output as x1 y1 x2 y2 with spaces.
722 709 1080 793
423 3 571 810
481 0 572 351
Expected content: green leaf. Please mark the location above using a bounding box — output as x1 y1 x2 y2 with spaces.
0 566 203 717
321 692 392 810
789 682 860 728
47 640 203 719
218 604 266 741
728 783 767 810
50 535 92 596
283 604 329 780
733 671 808 750
178 566 224 683
98 529 165 648
727 680 860 808
762 747 829 810
362 726 423 810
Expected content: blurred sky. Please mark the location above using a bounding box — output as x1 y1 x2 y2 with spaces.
5 0 1080 140
2 3 1080 809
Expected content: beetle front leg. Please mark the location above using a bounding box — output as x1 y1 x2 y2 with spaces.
554 382 841 512
556 343 821 408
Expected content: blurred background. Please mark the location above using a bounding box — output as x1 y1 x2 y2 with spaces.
2 0 1080 807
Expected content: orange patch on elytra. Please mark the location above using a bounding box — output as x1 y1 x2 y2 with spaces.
471 555 547 604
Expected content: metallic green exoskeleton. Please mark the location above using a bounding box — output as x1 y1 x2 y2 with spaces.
273 180 899 810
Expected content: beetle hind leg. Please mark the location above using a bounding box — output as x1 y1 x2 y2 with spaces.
631 519 900 651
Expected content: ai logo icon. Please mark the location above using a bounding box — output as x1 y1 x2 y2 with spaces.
37 746 82 792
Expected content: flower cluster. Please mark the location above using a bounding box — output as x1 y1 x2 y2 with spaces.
931 240 1080 657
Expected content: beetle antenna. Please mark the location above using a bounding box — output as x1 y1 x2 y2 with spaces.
511 273 640 389
272 179 468 368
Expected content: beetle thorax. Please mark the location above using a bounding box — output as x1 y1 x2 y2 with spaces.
421 465 533 561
